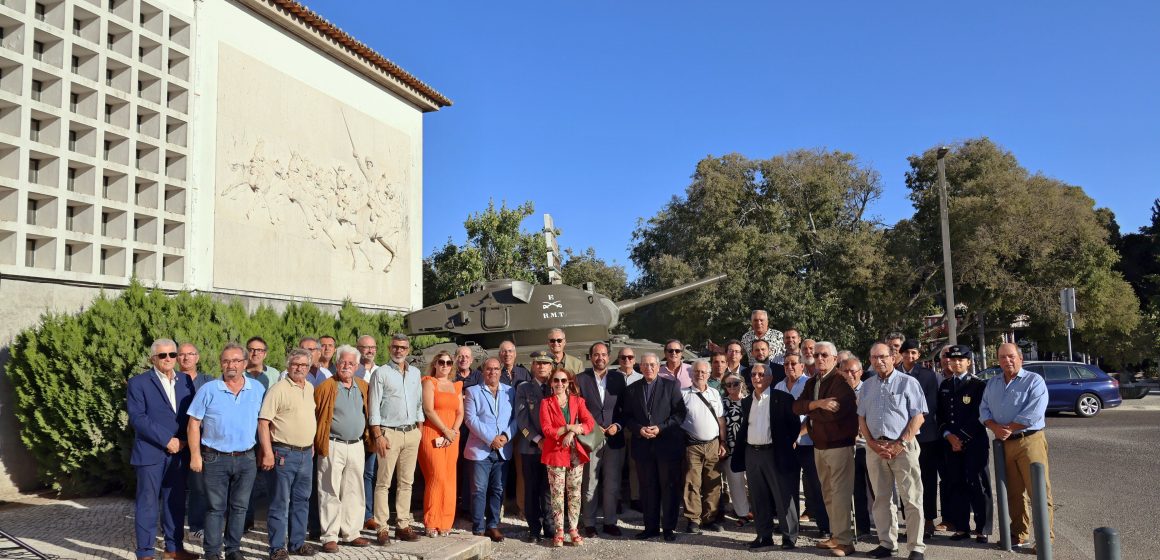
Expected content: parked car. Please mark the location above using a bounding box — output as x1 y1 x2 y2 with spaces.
975 361 1122 418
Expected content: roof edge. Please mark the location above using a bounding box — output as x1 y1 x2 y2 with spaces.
237 0 452 111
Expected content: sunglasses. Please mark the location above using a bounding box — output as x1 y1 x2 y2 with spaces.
618 356 635 360
390 345 409 351
724 382 742 388
436 359 453 366
548 338 565 343
551 378 569 384
665 349 682 353
155 352 178 359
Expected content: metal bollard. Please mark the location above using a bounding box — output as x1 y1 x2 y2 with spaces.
1031 462 1052 560
1093 527 1121 560
992 439 1012 551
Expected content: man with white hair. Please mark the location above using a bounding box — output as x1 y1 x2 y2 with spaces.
741 310 786 364
680 359 726 534
315 345 372 551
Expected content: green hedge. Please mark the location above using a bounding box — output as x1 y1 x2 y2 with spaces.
7 281 436 496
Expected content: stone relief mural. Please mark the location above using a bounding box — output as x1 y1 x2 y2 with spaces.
214 46 416 308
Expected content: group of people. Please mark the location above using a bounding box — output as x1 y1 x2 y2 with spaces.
129 312 1054 560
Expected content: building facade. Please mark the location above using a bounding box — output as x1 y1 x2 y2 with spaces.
0 0 449 493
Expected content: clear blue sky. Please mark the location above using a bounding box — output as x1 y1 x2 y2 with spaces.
305 1 1159 276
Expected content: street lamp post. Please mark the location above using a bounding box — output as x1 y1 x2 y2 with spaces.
936 147 958 345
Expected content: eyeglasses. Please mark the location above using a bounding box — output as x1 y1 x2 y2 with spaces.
221 358 246 364
390 345 409 351
247 347 266 353
815 352 832 358
178 352 198 357
435 359 453 366
548 338 565 344
724 382 742 388
551 378 568 384
288 362 311 369
155 352 178 359
870 355 892 361
841 369 861 374
356 345 376 350
618 355 635 361
665 349 682 354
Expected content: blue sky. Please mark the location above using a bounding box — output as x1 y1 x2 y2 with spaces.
305 1 1159 276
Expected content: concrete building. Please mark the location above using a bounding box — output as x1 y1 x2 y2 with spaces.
0 0 450 494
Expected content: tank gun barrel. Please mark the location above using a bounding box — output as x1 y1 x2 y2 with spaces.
614 273 726 316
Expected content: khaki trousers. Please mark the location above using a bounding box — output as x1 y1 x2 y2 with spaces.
317 440 366 542
814 446 856 546
1003 431 1054 543
373 427 420 527
682 440 722 524
867 439 925 554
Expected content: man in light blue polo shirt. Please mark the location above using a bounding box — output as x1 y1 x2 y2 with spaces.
188 343 266 560
368 333 425 545
857 343 928 560
980 343 1052 550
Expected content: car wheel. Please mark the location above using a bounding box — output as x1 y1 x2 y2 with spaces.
1075 393 1102 417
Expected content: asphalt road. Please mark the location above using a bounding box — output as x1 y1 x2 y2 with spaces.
1040 392 1160 560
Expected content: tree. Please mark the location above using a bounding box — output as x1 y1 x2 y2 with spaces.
423 200 548 305
903 138 1144 364
560 247 629 302
627 150 894 350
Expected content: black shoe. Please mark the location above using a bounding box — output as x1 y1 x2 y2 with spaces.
204 556 222 560
663 530 676 542
225 552 245 560
289 545 316 557
976 535 989 544
634 529 659 540
702 521 723 532
630 500 643 512
603 524 622 537
868 545 895 558
907 552 925 560
684 522 702 534
949 532 971 541
748 537 774 550
780 539 797 550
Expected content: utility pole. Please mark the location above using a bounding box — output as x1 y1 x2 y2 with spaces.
1061 288 1076 361
936 147 958 345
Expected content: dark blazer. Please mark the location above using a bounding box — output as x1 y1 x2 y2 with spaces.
730 389 802 472
937 374 988 444
515 379 552 455
575 368 627 449
742 360 786 391
623 377 687 461
127 368 194 466
903 365 941 443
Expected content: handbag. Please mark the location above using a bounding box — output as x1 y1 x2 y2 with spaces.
577 423 605 453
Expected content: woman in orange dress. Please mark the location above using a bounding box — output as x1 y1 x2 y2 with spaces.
418 351 463 536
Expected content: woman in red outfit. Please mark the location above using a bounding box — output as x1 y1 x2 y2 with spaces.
418 351 463 537
539 366 595 547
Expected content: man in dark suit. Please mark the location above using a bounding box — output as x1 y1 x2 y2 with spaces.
576 342 627 537
743 339 786 390
624 352 687 541
899 338 943 538
732 363 802 550
128 338 197 560
937 345 993 543
515 352 556 542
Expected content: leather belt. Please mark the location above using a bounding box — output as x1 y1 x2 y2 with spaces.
747 443 773 450
203 446 254 456
329 436 363 444
385 424 417 433
272 443 312 452
1008 429 1040 440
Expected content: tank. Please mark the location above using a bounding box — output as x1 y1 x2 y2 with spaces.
405 273 727 369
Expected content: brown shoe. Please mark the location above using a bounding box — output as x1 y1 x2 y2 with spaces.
375 529 391 546
346 537 370 547
816 538 840 550
395 526 420 542
830 544 856 557
163 551 200 560
364 519 379 531
320 542 338 554
484 528 505 542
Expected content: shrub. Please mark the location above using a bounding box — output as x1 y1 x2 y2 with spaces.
7 281 433 495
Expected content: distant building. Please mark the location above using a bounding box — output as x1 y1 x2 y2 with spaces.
0 0 450 493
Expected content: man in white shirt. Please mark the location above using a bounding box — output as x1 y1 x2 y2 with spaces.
680 360 726 534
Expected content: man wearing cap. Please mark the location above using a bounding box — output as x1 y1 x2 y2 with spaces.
859 343 929 560
980 343 1052 551
516 351 556 542
937 345 992 543
898 338 943 538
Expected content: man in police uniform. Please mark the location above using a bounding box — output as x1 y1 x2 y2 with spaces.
936 345 992 544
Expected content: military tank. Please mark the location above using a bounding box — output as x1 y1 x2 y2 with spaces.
405 273 727 369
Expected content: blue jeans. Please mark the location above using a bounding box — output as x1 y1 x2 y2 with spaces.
470 452 506 533
187 467 207 533
363 453 377 522
268 447 313 553
202 449 257 556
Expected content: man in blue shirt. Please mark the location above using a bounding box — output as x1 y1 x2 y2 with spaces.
368 334 425 545
188 343 266 560
858 343 928 560
464 358 517 541
980 343 1053 550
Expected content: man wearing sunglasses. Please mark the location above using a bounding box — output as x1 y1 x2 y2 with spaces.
659 340 693 389
128 338 197 560
368 334 425 545
546 329 584 376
